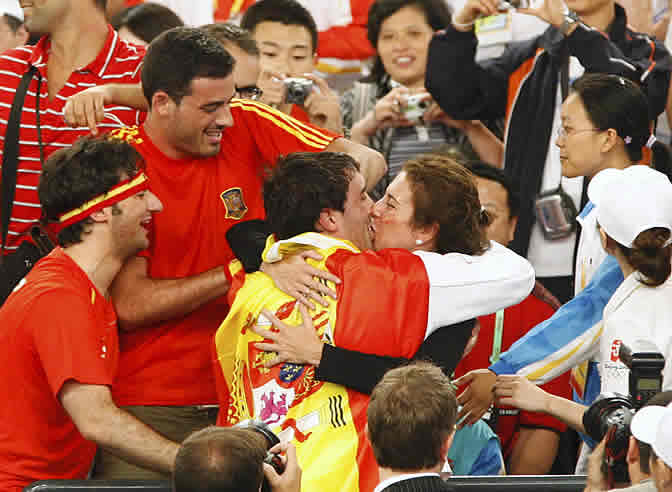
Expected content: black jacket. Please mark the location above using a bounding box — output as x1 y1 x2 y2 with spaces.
426 4 672 257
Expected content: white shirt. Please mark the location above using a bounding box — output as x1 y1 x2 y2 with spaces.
265 234 535 339
600 273 672 394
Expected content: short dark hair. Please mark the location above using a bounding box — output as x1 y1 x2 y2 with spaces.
3 13 22 32
264 152 360 240
201 23 259 56
403 154 489 255
364 0 451 85
173 427 268 492
241 0 318 54
466 161 520 218
572 73 672 180
368 362 457 470
38 136 143 247
112 3 184 44
141 27 235 107
634 392 672 475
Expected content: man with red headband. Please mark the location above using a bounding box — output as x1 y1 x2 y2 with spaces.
0 136 179 492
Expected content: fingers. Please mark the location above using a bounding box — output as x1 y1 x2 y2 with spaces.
250 324 278 342
84 99 100 136
452 371 475 388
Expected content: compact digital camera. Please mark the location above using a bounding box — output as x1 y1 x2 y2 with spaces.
235 419 285 492
284 77 313 106
402 93 431 122
534 185 577 240
498 0 529 10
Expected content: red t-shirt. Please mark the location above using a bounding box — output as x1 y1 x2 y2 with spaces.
0 27 144 253
111 100 338 406
454 294 572 460
0 248 119 492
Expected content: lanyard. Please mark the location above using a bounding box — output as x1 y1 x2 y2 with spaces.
489 310 505 364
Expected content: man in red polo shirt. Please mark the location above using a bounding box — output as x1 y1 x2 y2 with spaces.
0 0 145 303
454 162 572 475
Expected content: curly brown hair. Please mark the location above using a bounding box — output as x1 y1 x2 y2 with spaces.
403 154 489 255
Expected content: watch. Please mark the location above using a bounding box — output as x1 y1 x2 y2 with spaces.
559 10 579 36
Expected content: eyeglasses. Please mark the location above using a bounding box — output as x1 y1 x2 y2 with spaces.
235 85 263 101
556 127 602 139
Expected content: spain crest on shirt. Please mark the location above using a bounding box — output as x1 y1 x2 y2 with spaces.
220 187 248 220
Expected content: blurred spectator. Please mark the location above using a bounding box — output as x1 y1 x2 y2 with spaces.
241 0 343 133
0 0 144 299
342 0 503 198
0 0 27 53
427 0 672 307
201 23 262 100
368 362 457 491
453 162 571 476
216 0 376 92
111 2 183 46
173 427 301 492
0 137 175 492
95 27 382 480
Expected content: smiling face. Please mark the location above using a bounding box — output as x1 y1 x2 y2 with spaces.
110 185 163 256
370 171 421 251
162 75 236 159
376 5 434 88
253 21 316 77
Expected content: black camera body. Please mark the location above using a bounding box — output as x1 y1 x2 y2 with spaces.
284 77 313 106
235 419 285 492
582 341 665 485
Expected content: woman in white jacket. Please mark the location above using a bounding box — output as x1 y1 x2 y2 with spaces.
493 164 672 434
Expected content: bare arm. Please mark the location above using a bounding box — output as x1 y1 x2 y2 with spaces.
325 137 386 192
494 375 587 433
460 121 504 168
111 256 230 331
63 83 148 135
59 381 178 474
508 427 560 474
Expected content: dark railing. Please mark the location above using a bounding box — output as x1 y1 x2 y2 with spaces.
24 475 588 492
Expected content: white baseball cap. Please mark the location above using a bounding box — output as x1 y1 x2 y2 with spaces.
630 403 672 469
630 404 668 444
0 0 23 21
588 165 672 248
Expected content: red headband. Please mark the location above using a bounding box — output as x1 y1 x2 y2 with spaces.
56 171 149 231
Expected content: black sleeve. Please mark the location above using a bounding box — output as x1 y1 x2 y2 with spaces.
315 319 475 394
225 219 270 273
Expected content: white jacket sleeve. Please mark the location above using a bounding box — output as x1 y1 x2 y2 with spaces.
414 241 535 339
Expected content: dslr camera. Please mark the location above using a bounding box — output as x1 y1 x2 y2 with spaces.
284 77 313 106
235 419 285 492
582 340 665 484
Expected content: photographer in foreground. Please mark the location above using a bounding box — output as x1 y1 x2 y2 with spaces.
493 165 672 467
173 426 301 492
